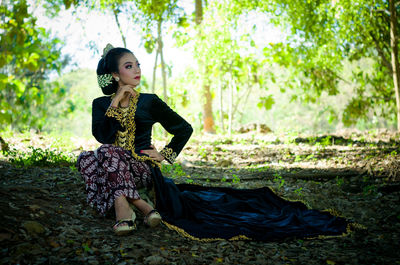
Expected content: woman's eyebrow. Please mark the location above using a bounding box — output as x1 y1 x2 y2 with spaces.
123 60 139 65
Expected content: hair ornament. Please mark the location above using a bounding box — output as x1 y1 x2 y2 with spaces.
97 73 113 88
102 43 114 58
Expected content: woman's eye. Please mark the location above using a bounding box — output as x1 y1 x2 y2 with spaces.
137 63 141 67
126 65 132 69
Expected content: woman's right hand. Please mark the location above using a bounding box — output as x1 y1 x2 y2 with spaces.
111 85 136 108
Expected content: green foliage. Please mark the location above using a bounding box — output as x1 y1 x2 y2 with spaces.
135 0 181 23
174 0 269 131
197 146 207 159
320 136 332 147
256 0 399 127
336 176 344 187
42 69 101 135
128 0 185 54
161 163 187 178
294 187 303 196
231 174 240 184
273 173 285 189
257 95 275 110
363 184 378 196
5 0 396 135
2 146 75 167
0 0 69 131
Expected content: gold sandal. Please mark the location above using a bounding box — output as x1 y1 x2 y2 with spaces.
113 212 136 236
144 210 162 228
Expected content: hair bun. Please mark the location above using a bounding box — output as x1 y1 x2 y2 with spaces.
96 58 117 95
96 46 133 95
102 43 114 58
101 83 118 95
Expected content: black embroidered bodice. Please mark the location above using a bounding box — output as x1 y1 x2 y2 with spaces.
92 92 193 165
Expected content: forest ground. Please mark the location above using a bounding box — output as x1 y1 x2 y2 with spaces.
0 129 399 265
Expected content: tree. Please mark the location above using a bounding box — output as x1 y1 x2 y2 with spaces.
389 0 400 131
252 0 400 130
193 0 265 134
195 0 216 133
172 0 265 134
135 0 181 104
60 0 182 105
0 0 68 131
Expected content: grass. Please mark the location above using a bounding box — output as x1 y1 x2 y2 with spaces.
161 163 187 178
2 146 75 167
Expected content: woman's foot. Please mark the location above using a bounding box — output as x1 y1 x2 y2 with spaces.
144 209 162 228
113 211 136 236
114 196 136 235
128 198 162 228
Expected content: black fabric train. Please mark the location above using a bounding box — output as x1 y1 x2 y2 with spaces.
91 92 353 241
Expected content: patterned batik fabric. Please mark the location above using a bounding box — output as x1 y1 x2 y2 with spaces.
77 144 153 216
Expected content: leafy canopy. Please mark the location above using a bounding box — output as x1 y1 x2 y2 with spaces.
229 0 398 127
0 0 69 131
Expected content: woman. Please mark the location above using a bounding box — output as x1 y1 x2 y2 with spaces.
78 44 355 240
78 44 193 235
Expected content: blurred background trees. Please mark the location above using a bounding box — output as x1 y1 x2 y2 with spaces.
0 0 69 131
1 0 399 135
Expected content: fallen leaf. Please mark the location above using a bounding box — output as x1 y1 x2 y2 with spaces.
22 221 46 235
214 257 223 263
28 204 41 211
49 240 60 248
0 233 12 242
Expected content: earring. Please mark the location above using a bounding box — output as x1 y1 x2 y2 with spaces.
115 77 120 82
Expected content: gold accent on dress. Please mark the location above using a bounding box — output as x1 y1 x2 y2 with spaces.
160 147 177 164
105 93 160 168
105 105 124 121
115 107 129 148
162 220 252 242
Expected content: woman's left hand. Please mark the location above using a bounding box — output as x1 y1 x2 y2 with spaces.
140 145 164 162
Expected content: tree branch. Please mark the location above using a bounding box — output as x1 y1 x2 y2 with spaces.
370 31 393 73
113 8 127 48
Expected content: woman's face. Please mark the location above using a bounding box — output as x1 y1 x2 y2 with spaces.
116 53 141 87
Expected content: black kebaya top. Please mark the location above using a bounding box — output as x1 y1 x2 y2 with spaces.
91 92 193 164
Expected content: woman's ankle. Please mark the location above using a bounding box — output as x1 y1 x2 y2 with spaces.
114 196 133 221
130 199 154 216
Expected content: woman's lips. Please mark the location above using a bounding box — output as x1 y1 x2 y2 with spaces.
134 76 141 80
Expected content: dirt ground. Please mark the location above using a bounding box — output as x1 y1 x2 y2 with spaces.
0 130 399 264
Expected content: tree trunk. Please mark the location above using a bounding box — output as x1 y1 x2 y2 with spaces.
157 19 167 103
219 82 224 132
239 76 253 123
196 0 215 133
151 50 159 93
203 83 215 133
389 0 400 131
195 0 203 25
113 9 127 48
228 75 233 136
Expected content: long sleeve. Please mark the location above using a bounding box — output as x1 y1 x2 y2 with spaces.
92 97 125 144
150 95 193 164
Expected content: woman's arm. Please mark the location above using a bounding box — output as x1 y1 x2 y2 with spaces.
150 95 193 164
92 97 125 144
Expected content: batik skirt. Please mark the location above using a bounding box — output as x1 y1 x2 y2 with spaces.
77 144 153 216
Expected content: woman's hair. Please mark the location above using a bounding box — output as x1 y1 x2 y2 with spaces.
97 47 133 95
